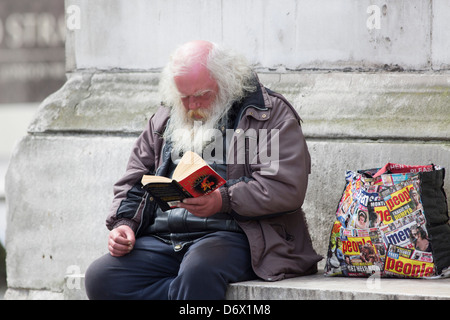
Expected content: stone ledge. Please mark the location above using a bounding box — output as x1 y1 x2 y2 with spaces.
29 71 450 141
58 271 450 300
226 271 450 300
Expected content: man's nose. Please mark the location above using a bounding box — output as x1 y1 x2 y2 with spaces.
188 96 201 110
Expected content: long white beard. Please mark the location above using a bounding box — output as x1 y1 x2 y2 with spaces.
164 100 231 162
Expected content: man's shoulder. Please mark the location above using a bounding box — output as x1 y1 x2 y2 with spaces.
264 87 302 123
149 104 171 132
265 88 291 108
154 103 171 119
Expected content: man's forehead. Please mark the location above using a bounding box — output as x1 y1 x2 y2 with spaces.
174 64 218 95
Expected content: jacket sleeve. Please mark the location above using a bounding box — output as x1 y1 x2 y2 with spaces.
222 104 311 220
105 115 158 232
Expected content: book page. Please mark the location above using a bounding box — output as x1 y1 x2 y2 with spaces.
172 151 208 181
141 175 173 185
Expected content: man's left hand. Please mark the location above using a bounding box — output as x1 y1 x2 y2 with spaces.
178 188 222 217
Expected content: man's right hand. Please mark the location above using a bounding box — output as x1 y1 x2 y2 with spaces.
108 225 136 257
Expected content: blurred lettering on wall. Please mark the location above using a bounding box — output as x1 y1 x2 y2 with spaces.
0 0 66 103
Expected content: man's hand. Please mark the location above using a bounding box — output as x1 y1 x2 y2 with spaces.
178 188 222 217
108 225 136 257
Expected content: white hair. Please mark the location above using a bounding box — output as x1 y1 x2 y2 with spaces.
159 42 257 156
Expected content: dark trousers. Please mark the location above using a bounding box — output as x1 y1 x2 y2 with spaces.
84 231 257 300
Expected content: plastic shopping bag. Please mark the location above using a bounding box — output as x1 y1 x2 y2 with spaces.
324 163 450 278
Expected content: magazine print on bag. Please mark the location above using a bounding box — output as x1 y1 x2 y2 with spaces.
325 163 438 278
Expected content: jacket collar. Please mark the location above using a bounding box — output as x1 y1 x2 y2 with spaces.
240 74 272 110
231 75 273 127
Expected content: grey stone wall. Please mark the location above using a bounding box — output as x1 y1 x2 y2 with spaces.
4 0 450 299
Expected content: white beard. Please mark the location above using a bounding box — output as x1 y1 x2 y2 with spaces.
164 99 232 162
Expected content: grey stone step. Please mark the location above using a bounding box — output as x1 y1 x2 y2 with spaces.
57 271 450 300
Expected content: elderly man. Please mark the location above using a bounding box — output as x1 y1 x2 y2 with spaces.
85 40 321 300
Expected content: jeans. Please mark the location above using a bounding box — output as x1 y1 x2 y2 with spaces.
84 231 256 300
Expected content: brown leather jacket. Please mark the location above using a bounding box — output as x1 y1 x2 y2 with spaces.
106 81 322 281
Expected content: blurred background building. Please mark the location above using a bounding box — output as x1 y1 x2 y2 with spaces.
0 0 66 297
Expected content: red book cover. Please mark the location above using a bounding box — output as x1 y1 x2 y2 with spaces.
141 151 225 211
177 165 225 197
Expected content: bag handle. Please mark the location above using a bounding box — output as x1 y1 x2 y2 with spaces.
373 163 434 178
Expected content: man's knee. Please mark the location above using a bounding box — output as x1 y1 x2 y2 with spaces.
168 265 227 300
84 255 110 299
167 240 237 300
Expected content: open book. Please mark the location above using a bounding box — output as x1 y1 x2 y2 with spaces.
141 151 226 211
